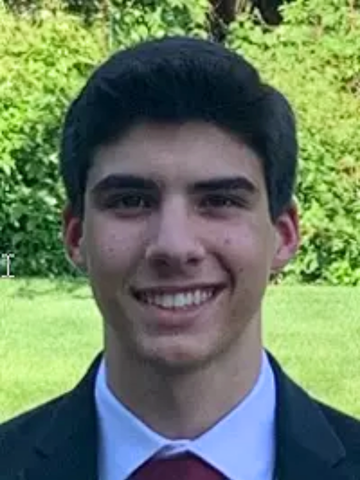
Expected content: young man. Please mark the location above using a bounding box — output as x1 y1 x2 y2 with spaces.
1 36 359 480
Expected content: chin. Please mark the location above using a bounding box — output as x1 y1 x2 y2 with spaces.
137 336 216 373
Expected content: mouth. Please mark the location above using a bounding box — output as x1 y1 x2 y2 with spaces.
131 285 224 312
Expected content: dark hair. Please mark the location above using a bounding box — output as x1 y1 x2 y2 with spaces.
60 35 298 221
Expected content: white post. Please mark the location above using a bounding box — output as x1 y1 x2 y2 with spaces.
1 253 15 278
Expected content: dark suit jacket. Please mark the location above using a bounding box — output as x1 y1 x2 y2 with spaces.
1 352 359 480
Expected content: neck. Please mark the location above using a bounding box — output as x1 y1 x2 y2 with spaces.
104 319 263 439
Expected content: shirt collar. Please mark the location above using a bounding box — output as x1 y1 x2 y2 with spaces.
95 358 167 480
95 350 276 480
189 350 276 479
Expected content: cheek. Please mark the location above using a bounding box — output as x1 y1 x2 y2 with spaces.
222 227 265 263
84 217 145 276
219 223 273 281
222 231 271 319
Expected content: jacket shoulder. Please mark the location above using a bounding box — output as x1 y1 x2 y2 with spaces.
0 394 67 473
319 400 360 463
0 355 101 477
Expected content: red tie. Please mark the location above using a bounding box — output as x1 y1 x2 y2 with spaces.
131 452 226 479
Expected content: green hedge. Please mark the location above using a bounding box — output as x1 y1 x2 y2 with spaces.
227 0 360 285
0 8 106 276
1 0 359 284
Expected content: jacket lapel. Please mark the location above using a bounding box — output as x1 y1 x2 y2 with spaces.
268 353 355 480
16 354 102 480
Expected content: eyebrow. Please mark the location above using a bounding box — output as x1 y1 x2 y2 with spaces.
191 176 258 195
90 175 157 196
90 174 258 196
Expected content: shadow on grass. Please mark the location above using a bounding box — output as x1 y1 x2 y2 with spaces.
11 276 92 300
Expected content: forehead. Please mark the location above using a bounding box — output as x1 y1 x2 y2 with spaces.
87 121 265 189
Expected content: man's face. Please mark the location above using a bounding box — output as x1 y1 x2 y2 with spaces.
65 121 298 371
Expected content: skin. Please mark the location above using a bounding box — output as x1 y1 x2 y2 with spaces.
64 121 299 439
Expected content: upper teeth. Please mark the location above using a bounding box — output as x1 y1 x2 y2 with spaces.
140 289 215 309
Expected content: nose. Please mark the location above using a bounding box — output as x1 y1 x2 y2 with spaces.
145 200 205 272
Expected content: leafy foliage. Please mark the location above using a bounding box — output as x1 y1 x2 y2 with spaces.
0 0 359 283
0 7 106 276
227 0 360 284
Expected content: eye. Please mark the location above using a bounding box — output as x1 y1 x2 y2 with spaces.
200 194 245 209
104 193 155 212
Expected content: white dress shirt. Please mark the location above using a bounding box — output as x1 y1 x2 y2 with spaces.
95 350 276 480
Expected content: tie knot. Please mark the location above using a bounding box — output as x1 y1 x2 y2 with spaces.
131 452 225 479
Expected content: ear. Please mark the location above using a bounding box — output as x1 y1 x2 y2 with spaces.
62 204 87 273
271 200 300 273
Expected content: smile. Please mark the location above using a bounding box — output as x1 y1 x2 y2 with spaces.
132 287 221 311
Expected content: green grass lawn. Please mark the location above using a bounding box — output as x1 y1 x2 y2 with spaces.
1 278 360 423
